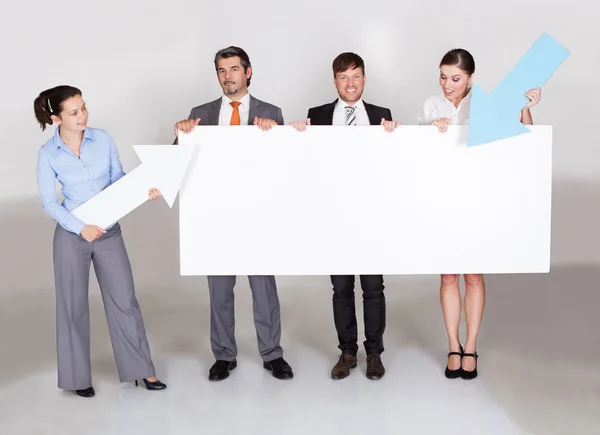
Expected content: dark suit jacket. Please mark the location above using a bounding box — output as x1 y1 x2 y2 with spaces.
174 94 284 144
307 99 392 126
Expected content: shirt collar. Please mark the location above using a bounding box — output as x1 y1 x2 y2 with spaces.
222 92 250 109
458 89 472 108
50 126 94 150
335 98 365 112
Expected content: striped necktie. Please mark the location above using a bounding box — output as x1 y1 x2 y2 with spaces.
345 105 357 126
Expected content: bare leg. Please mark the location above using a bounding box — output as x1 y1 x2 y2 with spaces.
440 274 461 370
463 273 485 371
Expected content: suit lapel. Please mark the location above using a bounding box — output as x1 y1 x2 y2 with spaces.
248 94 260 124
209 98 222 126
322 100 337 125
363 101 379 126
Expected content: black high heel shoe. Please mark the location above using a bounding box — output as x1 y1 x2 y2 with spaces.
76 386 95 397
460 351 479 380
135 378 167 390
444 344 464 379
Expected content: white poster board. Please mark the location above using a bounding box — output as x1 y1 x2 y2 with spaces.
178 126 552 275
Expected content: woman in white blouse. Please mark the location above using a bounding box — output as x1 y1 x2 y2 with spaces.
420 48 541 380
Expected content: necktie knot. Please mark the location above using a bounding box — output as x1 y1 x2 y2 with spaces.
230 101 241 108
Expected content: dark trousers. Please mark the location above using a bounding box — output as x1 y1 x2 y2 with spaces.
331 275 385 356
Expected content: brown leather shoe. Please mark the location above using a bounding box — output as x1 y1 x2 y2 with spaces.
331 353 357 379
366 354 385 380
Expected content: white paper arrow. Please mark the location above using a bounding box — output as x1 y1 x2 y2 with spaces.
71 144 196 229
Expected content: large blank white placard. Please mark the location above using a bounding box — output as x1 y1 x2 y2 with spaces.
178 126 551 275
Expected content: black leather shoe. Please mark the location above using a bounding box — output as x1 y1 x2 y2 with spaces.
209 360 237 381
460 351 479 380
445 344 464 379
75 386 95 397
135 379 167 390
263 357 293 380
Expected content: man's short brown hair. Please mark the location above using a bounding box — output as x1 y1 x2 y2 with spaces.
332 52 365 77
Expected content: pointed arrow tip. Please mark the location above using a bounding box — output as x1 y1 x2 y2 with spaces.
133 144 196 207
162 190 179 208
467 84 531 147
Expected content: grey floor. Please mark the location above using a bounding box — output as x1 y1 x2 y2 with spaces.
1 270 599 435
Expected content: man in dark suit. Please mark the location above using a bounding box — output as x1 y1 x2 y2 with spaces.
173 46 293 382
291 52 400 381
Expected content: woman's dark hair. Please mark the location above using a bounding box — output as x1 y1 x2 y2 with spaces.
214 46 252 86
439 48 475 76
33 85 82 131
332 52 365 77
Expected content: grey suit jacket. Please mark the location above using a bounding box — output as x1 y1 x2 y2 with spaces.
174 95 284 144
188 94 284 126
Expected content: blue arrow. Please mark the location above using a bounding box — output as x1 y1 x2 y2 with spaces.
467 32 570 147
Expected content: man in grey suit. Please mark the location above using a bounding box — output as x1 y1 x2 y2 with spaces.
174 46 293 381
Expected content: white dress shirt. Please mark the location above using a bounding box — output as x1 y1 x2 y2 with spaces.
218 92 251 126
418 91 471 126
332 98 370 126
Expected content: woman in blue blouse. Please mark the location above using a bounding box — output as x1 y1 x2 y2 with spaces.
35 85 166 397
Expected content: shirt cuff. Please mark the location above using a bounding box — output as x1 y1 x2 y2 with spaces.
68 218 87 235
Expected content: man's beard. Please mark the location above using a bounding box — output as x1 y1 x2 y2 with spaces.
223 81 238 95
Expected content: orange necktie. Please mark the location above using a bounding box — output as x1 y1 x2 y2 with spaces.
230 101 241 125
